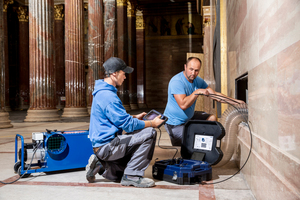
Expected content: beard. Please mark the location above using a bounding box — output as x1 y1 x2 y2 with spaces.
187 74 195 82
184 70 196 82
188 75 194 80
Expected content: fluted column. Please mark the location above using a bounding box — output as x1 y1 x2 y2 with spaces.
62 0 88 117
0 0 12 128
17 6 29 110
87 0 104 114
117 0 130 111
54 5 65 110
3 0 13 111
127 1 138 110
202 6 216 115
104 0 117 61
136 10 147 108
25 0 59 122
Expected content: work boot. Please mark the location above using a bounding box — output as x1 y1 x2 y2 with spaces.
86 154 103 183
120 175 155 188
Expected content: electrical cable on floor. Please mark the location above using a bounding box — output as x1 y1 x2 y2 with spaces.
157 128 178 160
0 141 43 185
195 93 252 185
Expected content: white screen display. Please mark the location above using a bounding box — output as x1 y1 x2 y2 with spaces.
194 135 213 151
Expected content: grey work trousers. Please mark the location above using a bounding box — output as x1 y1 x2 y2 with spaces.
95 127 157 181
164 111 211 146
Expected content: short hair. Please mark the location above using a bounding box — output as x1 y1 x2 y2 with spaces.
104 69 120 77
186 57 202 66
104 71 110 77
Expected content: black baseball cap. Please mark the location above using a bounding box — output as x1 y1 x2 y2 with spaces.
103 57 134 74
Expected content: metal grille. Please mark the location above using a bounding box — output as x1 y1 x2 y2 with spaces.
47 135 65 151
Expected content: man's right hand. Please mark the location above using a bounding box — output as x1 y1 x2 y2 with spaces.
196 89 209 96
151 115 165 128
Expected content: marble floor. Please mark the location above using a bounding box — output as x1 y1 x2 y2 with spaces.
0 110 255 200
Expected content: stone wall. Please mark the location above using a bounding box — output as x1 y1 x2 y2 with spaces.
226 0 300 199
145 35 203 108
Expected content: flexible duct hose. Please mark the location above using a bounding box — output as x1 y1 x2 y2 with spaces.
214 103 248 167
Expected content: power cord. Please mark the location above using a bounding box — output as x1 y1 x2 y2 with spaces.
156 128 179 160
195 93 252 185
0 141 43 185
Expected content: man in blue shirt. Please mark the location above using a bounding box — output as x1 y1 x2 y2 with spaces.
86 57 165 188
164 57 244 146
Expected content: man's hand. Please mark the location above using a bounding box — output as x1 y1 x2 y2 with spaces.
196 89 209 96
133 112 147 120
151 115 165 128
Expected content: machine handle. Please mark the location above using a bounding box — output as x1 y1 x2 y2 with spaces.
15 134 25 170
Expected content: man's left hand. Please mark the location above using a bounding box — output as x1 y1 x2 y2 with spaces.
133 112 147 120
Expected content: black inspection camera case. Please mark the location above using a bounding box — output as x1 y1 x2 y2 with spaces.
152 120 225 185
181 120 225 165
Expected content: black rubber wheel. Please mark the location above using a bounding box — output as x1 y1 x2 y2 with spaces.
17 165 31 178
14 161 21 173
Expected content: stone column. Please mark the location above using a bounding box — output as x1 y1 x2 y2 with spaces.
3 0 13 111
104 0 117 60
25 0 59 122
117 0 130 111
62 0 89 117
127 1 138 110
0 0 12 128
136 10 147 108
54 4 65 110
202 6 216 115
17 6 29 110
87 0 104 114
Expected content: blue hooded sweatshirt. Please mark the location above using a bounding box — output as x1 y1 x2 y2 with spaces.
89 79 145 148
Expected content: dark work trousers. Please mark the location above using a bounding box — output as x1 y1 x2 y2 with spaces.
165 111 211 146
95 127 157 181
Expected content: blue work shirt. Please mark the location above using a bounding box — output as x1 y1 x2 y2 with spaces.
163 72 208 125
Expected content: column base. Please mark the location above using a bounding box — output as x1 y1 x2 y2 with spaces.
123 104 131 111
138 103 147 109
18 104 29 111
0 111 13 128
4 106 11 112
87 106 91 115
24 109 60 122
61 107 89 118
130 103 139 110
56 104 64 111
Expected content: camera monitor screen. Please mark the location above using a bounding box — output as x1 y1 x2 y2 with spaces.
143 109 168 128
144 112 159 120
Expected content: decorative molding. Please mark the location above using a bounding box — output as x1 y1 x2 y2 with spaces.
84 3 88 10
17 6 28 22
127 1 136 17
54 5 64 20
202 6 211 35
203 17 211 27
3 0 13 12
136 10 144 30
203 5 210 16
117 0 127 7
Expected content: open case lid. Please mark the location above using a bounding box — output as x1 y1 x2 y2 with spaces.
181 120 225 165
